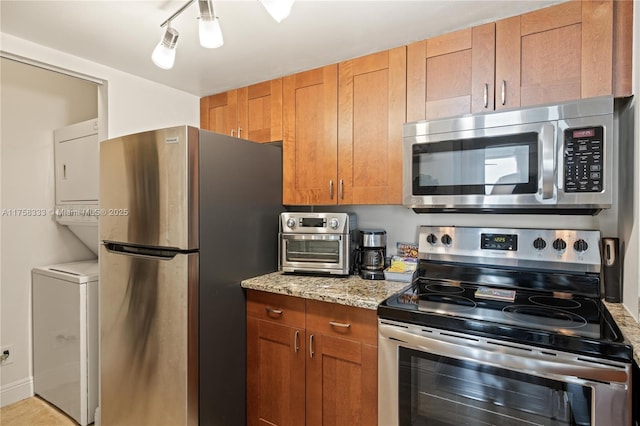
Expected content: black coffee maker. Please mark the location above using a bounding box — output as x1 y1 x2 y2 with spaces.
357 229 386 280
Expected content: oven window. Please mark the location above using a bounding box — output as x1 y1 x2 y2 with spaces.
412 132 538 196
399 348 592 426
286 239 340 263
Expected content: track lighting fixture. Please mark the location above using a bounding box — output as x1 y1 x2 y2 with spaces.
152 0 294 69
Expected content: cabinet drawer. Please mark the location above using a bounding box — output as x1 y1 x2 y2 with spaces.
305 300 377 346
246 290 305 328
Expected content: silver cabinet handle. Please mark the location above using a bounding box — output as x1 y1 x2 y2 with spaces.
230 129 235 137
329 179 334 199
309 335 314 358
329 321 351 328
238 128 242 138
294 330 300 353
265 307 283 316
339 179 344 200
501 80 506 106
483 83 489 108
539 124 555 200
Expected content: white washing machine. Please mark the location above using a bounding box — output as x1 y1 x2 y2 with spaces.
32 260 99 426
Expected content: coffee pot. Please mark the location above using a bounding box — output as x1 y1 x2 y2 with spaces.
357 229 386 280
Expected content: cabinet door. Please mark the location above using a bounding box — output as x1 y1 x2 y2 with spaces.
238 79 283 143
496 1 614 109
247 318 305 426
283 65 338 205
200 90 238 136
305 300 378 426
338 47 406 205
407 23 495 122
306 335 377 426
54 119 99 203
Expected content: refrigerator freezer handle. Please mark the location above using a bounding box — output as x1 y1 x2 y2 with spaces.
103 242 180 260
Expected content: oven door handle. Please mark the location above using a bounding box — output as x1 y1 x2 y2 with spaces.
282 234 342 242
379 323 628 383
539 123 556 200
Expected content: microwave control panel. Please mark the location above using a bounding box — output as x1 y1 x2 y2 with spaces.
563 126 604 193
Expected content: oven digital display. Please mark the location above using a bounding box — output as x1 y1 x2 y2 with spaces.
300 218 325 227
481 233 517 251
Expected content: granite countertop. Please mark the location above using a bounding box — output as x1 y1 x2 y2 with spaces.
242 273 640 364
241 271 408 310
604 302 640 365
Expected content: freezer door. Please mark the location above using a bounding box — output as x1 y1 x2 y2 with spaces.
100 126 198 250
100 245 198 426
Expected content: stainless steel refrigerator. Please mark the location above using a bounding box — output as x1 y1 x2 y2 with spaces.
99 126 282 426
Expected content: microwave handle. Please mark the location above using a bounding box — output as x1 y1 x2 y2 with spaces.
540 124 555 200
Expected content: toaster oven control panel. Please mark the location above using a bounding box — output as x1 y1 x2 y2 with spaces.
280 212 356 234
564 126 604 193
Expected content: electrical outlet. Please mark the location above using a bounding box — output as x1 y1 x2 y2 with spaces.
0 345 14 366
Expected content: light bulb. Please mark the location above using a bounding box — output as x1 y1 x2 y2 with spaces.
199 17 223 48
152 27 179 69
259 0 294 23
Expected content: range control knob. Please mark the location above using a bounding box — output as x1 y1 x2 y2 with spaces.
441 234 452 246
552 238 567 251
573 239 589 253
286 218 297 229
426 233 438 245
328 218 340 230
533 237 547 250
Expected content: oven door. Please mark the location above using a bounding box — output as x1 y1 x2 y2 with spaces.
403 122 557 210
378 319 631 426
279 233 350 275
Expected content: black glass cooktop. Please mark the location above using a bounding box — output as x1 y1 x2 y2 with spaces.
378 266 633 363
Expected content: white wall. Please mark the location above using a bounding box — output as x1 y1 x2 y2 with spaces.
0 33 200 139
1 58 98 405
0 34 200 407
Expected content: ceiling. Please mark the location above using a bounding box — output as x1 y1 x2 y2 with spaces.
0 0 562 97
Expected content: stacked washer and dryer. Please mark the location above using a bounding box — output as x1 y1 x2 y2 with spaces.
31 119 100 426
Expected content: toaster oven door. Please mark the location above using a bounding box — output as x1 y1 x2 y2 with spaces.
279 234 350 275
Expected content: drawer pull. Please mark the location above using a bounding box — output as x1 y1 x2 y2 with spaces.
329 321 351 328
265 307 283 316
294 330 299 353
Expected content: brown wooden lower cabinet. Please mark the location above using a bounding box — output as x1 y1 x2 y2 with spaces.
246 290 378 426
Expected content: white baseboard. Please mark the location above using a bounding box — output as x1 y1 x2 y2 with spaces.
0 376 34 408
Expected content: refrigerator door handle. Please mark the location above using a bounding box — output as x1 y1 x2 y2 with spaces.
103 242 180 260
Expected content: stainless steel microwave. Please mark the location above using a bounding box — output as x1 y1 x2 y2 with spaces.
403 96 614 214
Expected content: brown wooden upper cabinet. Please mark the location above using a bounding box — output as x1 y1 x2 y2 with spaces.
408 0 632 120
407 23 495 122
200 78 283 143
495 0 625 110
283 48 406 205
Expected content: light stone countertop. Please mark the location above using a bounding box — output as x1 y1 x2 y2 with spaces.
241 271 409 310
603 302 640 365
242 273 639 364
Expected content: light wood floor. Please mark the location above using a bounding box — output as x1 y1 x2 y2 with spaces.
0 396 78 426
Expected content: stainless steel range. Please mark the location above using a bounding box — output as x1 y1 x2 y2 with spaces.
378 226 632 426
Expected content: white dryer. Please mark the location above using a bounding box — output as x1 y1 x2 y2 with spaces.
32 260 99 426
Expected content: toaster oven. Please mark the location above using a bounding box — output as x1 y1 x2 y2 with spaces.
278 212 357 276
